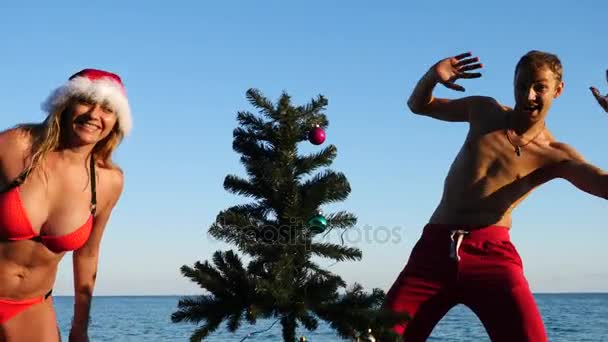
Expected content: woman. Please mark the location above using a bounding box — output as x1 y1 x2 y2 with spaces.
0 69 131 341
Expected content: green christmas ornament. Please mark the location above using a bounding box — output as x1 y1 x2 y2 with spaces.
307 214 327 234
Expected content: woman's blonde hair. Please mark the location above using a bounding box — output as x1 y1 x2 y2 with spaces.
17 98 124 174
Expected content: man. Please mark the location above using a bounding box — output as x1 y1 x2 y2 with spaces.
384 51 608 341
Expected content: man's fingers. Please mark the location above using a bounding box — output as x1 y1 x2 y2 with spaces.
600 98 608 112
590 87 608 112
454 52 472 60
458 63 483 72
443 82 465 92
459 72 482 79
455 57 479 68
590 87 604 103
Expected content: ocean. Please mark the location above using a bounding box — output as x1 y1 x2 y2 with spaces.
53 294 608 341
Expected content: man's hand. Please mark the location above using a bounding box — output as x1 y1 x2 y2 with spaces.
590 70 608 112
432 52 483 92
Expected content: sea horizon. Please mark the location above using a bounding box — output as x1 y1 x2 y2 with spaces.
52 291 608 297
52 294 608 341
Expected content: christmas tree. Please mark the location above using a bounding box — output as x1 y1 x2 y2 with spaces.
171 89 407 341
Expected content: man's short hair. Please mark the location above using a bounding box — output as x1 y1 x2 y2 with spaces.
515 50 563 82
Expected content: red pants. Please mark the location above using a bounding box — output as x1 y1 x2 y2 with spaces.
384 224 548 341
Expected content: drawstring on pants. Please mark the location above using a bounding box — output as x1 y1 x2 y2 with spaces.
449 230 469 261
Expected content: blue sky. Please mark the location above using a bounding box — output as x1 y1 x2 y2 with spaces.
0 1 607 296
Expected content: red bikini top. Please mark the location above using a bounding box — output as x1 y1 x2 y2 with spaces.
0 158 96 253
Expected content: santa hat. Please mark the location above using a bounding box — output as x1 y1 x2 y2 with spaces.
41 68 132 136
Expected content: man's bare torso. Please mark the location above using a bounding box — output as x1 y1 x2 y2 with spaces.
429 97 572 228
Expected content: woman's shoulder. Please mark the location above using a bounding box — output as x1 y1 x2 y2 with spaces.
0 126 33 147
0 126 35 160
96 160 125 202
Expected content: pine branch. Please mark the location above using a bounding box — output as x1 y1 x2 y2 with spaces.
171 295 220 324
309 242 362 262
214 250 248 287
173 251 277 341
255 257 300 306
179 262 228 296
236 111 268 131
302 273 346 301
224 175 267 200
171 298 243 341
313 284 409 341
246 88 276 119
303 260 336 280
297 312 319 331
224 203 270 222
247 257 266 275
189 324 218 342
299 170 351 211
325 211 357 230
233 127 276 149
276 92 292 119
227 311 243 332
179 251 255 301
208 211 262 251
301 115 327 129
294 145 337 178
232 136 274 162
245 244 287 265
240 157 277 186
297 94 328 117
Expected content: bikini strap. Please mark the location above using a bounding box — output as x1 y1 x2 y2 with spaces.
90 156 97 215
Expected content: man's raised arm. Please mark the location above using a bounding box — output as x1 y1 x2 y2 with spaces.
408 52 484 122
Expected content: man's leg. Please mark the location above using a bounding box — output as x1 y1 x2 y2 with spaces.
385 274 456 341
384 230 458 341
465 283 547 342
461 239 548 342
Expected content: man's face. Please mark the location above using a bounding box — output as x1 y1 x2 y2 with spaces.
514 66 564 122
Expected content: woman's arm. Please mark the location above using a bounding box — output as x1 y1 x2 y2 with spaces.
69 167 124 341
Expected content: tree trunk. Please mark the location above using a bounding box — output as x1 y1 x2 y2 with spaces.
281 314 297 342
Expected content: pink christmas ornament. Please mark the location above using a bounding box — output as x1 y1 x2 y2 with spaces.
308 125 326 145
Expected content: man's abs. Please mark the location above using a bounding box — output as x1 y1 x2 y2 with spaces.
427 123 554 227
